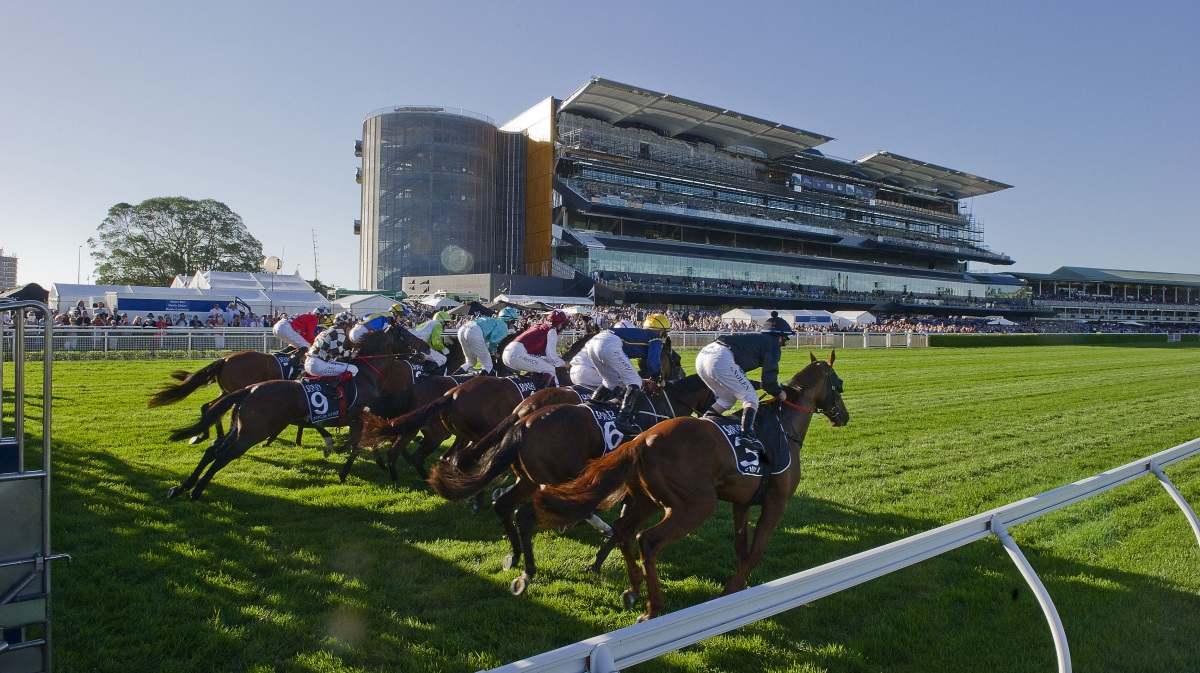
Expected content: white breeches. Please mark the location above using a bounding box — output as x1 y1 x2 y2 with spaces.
457 322 492 372
502 342 558 382
273 321 310 350
305 357 352 378
583 331 641 390
695 342 758 411
425 349 447 367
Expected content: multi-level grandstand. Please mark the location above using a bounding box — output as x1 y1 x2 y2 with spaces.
1015 267 1200 326
358 78 1040 317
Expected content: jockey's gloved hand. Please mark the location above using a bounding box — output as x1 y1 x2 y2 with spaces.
346 364 360 377
763 382 781 396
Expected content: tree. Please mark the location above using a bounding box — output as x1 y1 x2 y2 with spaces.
88 197 264 286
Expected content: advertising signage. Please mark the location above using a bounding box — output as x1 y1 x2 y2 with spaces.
793 174 876 200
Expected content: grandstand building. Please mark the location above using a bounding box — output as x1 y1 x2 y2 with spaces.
358 78 1034 316
1014 267 1200 326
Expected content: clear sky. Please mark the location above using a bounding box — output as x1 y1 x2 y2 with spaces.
2 1 1197 290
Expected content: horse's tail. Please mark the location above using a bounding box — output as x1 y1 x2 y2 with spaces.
148 360 225 408
446 408 522 472
534 438 644 529
428 423 523 501
168 388 250 442
361 394 452 443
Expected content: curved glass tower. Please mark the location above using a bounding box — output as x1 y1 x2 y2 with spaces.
358 107 525 290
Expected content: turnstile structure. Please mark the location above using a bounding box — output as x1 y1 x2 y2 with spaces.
0 300 68 672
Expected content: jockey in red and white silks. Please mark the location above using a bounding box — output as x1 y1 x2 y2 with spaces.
502 311 570 384
273 307 328 350
304 312 359 378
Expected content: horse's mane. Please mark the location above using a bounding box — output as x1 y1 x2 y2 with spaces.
356 328 392 355
785 359 828 393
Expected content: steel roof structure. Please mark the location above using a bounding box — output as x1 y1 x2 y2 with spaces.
559 78 834 159
1015 266 1200 288
852 151 1013 198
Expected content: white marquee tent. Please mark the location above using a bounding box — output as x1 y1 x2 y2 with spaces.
334 294 396 315
832 311 877 326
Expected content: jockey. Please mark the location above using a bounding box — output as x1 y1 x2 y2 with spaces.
584 313 670 433
304 311 360 379
456 307 518 376
694 311 793 452
411 310 452 370
348 303 407 344
568 320 636 390
502 309 570 387
273 306 329 351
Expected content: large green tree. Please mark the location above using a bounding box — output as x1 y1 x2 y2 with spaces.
88 197 264 286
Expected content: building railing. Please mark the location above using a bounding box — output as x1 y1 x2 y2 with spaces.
482 436 1200 673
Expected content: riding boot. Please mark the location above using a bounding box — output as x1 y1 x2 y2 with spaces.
615 386 642 434
740 406 764 453
589 386 613 405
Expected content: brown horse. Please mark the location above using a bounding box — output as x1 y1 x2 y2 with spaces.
535 352 849 620
165 325 417 500
148 324 431 444
427 372 712 595
353 333 603 481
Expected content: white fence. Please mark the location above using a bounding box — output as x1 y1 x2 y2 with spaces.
0 328 925 361
483 437 1200 673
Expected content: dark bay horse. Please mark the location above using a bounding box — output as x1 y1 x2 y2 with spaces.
165 326 417 500
148 324 430 444
428 371 711 595
353 333 600 481
535 353 849 620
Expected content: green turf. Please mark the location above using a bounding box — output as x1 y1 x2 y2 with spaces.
4 344 1199 672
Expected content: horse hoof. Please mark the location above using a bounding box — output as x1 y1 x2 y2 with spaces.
555 524 572 535
502 554 516 571
187 436 203 445
166 486 181 499
587 563 602 575
636 613 651 623
510 576 528 596
620 589 640 611
491 487 504 503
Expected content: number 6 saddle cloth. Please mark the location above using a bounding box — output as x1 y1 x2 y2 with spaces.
582 392 665 455
300 376 358 426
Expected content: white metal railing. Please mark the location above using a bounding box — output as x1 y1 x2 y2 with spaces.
483 437 1200 673
665 330 927 349
0 327 286 361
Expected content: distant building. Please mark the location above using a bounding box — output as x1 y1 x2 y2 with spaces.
0 249 17 292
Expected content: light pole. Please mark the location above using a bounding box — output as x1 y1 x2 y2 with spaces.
77 245 82 283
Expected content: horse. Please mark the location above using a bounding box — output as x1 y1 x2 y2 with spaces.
338 333 521 481
427 370 710 595
164 325 418 500
147 324 431 444
351 332 603 481
534 352 849 620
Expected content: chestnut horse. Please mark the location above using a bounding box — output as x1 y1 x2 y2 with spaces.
165 326 417 500
352 333 604 480
535 353 849 620
427 371 711 595
148 324 430 444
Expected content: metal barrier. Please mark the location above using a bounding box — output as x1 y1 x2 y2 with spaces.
0 301 71 672
482 437 1200 673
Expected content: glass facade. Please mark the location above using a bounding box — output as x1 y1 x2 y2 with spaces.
359 109 525 290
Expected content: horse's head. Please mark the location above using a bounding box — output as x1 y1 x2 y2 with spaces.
783 350 849 427
662 336 684 382
388 324 430 357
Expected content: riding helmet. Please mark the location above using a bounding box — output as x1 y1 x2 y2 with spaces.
546 309 569 325
498 307 520 322
312 305 331 316
433 310 452 322
759 311 794 336
333 310 357 325
390 303 407 314
643 313 671 331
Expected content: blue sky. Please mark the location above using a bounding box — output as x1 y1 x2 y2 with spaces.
2 1 1197 290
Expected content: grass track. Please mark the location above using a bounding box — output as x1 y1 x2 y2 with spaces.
5 344 1200 672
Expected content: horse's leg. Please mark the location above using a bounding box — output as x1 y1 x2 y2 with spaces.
513 501 538 593
167 436 227 498
188 401 216 445
189 434 259 500
592 494 651 573
725 503 752 591
721 499 787 595
635 499 717 620
316 426 336 457
493 477 538 590
294 426 304 446
338 443 363 483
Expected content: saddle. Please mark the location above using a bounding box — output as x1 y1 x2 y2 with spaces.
702 410 791 477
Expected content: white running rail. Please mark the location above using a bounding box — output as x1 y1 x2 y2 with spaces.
482 437 1200 673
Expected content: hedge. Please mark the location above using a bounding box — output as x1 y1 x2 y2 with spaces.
929 333 1200 347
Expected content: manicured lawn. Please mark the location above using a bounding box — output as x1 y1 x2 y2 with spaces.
5 344 1200 672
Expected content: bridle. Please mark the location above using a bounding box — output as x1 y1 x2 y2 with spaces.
768 367 845 445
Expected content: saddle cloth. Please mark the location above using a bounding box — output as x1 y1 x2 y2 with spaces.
569 384 595 402
505 375 543 400
299 376 358 426
702 411 791 477
586 404 628 455
272 352 300 380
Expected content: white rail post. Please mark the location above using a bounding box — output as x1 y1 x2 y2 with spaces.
988 516 1072 673
588 643 618 673
1147 459 1200 547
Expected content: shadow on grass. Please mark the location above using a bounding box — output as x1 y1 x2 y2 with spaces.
45 429 1200 673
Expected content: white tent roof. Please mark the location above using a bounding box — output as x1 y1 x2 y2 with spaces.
987 318 1018 326
419 296 462 309
493 294 594 306
176 270 318 293
721 309 834 325
49 283 130 311
833 310 877 325
334 294 396 314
